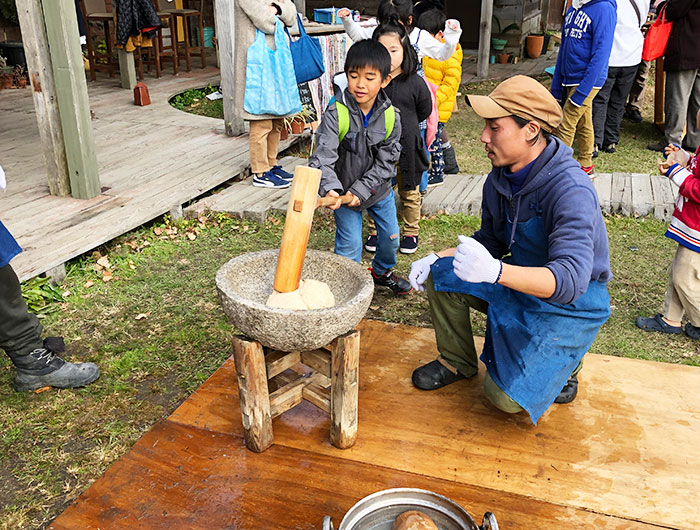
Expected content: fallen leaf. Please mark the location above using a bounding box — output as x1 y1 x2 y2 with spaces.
154 227 164 236
34 386 52 394
96 256 111 269
102 270 113 282
186 232 196 240
84 280 94 288
125 240 138 250
62 290 71 297
135 312 150 320
128 260 136 270
369 305 379 310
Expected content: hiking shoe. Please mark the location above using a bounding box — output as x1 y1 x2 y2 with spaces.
427 174 444 187
270 165 293 182
581 164 594 176
592 144 599 159
399 235 418 254
554 374 578 404
371 268 413 294
443 145 460 174
603 143 616 154
625 108 643 123
647 141 666 152
12 338 99 392
686 322 700 340
252 171 290 189
412 359 466 390
635 313 682 334
364 234 377 253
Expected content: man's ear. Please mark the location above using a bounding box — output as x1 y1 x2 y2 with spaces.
381 74 392 88
527 121 542 141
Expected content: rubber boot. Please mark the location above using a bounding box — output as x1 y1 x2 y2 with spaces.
11 337 100 392
442 144 460 175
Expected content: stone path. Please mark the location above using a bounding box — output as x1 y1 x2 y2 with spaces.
185 157 677 223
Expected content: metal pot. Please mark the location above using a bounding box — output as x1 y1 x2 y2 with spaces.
322 488 498 530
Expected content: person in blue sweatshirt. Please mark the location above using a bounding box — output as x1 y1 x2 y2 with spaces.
408 76 612 425
551 0 617 176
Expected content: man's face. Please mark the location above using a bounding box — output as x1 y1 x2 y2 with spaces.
480 117 533 168
347 66 389 108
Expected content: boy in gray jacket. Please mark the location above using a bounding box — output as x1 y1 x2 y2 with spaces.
310 40 412 294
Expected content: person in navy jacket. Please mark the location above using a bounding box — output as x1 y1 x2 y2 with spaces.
552 0 617 175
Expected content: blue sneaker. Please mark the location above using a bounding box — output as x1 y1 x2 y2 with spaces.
270 165 294 182
252 171 290 189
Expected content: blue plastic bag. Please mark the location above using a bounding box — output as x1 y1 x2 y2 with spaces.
285 14 325 84
244 19 302 116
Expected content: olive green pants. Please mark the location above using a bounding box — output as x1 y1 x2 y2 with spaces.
425 275 581 414
0 264 44 363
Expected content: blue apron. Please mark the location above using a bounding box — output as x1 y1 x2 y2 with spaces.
0 221 21 269
431 214 610 424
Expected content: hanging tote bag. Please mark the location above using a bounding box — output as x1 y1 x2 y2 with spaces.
285 14 325 84
244 19 302 116
641 5 674 62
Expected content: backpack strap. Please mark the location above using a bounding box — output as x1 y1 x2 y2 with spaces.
332 99 394 143
384 105 395 141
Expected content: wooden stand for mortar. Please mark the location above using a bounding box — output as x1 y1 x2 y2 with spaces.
231 166 359 453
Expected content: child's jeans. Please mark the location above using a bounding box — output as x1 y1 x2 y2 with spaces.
429 122 446 180
334 191 400 275
664 244 700 326
419 128 429 192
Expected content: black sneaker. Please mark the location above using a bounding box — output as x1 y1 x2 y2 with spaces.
12 337 100 392
371 268 413 294
443 145 460 174
554 374 578 404
603 143 616 153
364 234 377 253
625 108 643 123
412 359 466 390
592 144 599 158
647 141 666 153
427 174 444 187
686 322 700 340
399 235 418 254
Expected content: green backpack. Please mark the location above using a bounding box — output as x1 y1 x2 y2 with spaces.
333 99 396 143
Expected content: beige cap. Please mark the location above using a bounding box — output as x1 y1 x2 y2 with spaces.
466 75 562 132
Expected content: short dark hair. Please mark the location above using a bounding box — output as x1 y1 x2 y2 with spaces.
416 8 446 35
377 0 414 29
511 115 551 145
414 0 446 20
344 39 392 79
372 19 418 80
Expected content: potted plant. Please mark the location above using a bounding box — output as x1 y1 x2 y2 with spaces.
491 17 519 52
497 52 510 64
13 64 26 88
526 33 545 59
0 66 12 89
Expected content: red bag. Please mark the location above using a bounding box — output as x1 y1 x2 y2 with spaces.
642 5 674 61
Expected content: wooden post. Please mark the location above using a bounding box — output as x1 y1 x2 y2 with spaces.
477 0 493 80
329 330 359 449
214 0 245 136
273 166 323 293
118 48 137 90
540 0 551 33
15 0 71 197
232 336 274 452
41 0 101 199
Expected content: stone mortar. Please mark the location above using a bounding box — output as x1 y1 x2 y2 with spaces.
216 249 374 352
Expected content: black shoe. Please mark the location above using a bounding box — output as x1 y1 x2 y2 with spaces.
443 145 460 174
602 143 616 154
427 174 444 187
554 374 578 404
625 108 643 123
636 313 682 334
399 235 418 254
686 322 700 340
412 359 466 390
647 141 666 152
592 144 599 158
12 337 100 392
371 268 413 294
364 234 377 253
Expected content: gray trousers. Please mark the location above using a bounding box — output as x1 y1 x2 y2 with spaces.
627 60 650 112
0 264 43 363
593 65 639 146
664 69 700 149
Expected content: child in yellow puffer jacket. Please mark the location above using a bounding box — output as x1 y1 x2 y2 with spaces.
418 8 463 186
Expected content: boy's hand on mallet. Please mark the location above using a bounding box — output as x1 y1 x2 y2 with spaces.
323 190 343 210
347 192 361 207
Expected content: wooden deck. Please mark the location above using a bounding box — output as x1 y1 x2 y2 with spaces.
185 169 677 223
0 68 305 282
48 319 700 530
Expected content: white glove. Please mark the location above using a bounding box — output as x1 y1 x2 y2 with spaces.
453 235 502 284
409 253 439 292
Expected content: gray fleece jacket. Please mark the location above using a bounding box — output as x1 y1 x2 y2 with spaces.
309 88 402 211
